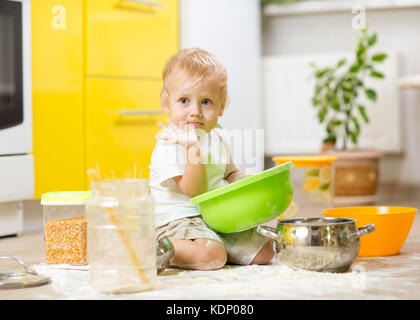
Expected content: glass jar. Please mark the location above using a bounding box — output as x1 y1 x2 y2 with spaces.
41 191 91 265
86 179 156 293
272 156 337 218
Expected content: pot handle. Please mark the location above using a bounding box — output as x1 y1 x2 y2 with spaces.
348 224 376 240
256 225 283 242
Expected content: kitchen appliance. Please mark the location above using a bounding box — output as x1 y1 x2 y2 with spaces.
190 162 293 233
257 217 375 272
0 0 33 236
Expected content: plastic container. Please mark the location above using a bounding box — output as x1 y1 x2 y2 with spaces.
86 179 156 293
323 206 417 256
41 191 91 265
273 156 337 219
190 162 293 233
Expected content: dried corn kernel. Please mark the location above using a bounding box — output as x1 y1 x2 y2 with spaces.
44 216 87 265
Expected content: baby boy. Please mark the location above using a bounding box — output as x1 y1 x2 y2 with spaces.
149 48 274 270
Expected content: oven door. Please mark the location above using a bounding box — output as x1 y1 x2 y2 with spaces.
0 0 23 130
0 0 32 155
0 0 34 205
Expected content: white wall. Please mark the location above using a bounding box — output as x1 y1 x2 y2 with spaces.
263 5 420 184
179 0 264 173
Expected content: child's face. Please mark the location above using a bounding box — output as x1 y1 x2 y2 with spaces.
162 72 225 133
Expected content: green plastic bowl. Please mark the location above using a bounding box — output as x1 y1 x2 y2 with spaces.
190 162 294 233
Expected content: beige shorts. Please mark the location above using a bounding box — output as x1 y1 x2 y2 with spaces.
156 216 269 265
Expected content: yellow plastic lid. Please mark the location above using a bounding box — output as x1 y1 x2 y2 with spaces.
41 191 91 206
272 155 337 167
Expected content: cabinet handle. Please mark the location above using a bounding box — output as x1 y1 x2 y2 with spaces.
120 109 164 115
120 0 164 7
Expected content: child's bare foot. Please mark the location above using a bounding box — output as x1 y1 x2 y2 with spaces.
250 240 274 265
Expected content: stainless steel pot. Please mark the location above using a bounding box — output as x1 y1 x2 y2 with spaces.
257 217 375 273
156 236 174 274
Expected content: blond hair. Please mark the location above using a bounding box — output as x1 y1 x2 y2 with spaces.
160 48 229 109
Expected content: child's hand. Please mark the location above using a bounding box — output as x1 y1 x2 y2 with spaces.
156 120 199 149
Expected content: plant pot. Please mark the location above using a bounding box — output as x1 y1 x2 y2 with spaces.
323 150 384 204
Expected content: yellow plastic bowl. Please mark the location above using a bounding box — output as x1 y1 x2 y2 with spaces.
323 206 417 256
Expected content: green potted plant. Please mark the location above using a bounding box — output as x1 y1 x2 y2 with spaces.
310 27 388 203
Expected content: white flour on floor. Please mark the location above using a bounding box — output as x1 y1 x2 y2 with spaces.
31 252 420 300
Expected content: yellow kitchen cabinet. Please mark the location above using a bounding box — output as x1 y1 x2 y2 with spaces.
32 0 178 197
32 0 85 198
85 78 168 182
86 0 178 78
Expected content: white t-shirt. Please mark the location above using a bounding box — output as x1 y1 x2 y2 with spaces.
149 128 237 227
